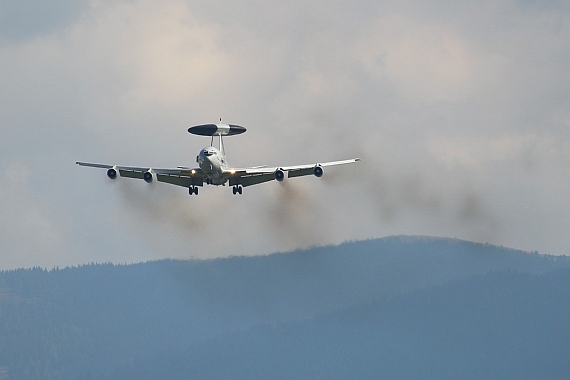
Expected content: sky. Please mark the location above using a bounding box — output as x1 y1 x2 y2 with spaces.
1 0 569 269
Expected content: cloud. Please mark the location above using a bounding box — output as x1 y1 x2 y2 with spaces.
0 0 88 42
0 160 64 268
1 0 570 268
356 15 479 103
74 1 231 111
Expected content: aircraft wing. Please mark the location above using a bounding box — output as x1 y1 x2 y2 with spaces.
224 158 360 187
76 162 205 187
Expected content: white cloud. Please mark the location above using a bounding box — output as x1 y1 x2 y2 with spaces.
73 1 231 111
0 160 64 268
356 15 480 102
429 133 570 173
1 0 570 268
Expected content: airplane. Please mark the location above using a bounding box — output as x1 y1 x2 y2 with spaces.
77 123 360 195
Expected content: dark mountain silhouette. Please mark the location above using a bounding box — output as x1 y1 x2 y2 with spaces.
115 270 570 380
1 236 569 379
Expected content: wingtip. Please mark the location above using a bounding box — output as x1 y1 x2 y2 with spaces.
355 158 361 162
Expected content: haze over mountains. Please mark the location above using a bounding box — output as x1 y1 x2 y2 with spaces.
1 236 569 379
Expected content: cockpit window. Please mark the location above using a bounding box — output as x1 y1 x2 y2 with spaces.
204 150 213 156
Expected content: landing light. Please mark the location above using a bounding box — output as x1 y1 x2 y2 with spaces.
191 169 196 174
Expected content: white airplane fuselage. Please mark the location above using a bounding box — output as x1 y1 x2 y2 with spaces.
197 146 229 185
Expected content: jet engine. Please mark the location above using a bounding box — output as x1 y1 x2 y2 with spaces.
107 168 117 179
143 171 153 183
274 169 285 182
313 166 323 177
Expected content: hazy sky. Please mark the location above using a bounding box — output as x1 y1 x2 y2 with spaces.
1 0 569 269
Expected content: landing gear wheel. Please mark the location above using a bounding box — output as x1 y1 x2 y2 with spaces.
232 185 243 195
189 186 199 195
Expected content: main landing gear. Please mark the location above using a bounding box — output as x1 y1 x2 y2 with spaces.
189 186 199 195
232 185 243 195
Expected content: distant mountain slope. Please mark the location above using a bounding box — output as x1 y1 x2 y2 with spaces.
119 269 570 380
1 236 569 379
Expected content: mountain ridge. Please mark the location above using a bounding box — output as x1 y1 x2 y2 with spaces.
1 235 569 379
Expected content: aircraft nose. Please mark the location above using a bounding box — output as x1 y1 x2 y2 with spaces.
199 153 214 171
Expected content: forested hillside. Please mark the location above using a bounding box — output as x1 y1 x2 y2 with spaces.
115 270 570 380
1 236 569 379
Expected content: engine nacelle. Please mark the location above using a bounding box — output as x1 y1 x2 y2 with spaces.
107 168 117 179
274 169 285 182
143 171 153 183
313 166 323 177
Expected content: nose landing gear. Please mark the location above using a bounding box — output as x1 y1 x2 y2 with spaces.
232 185 243 195
189 186 199 195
